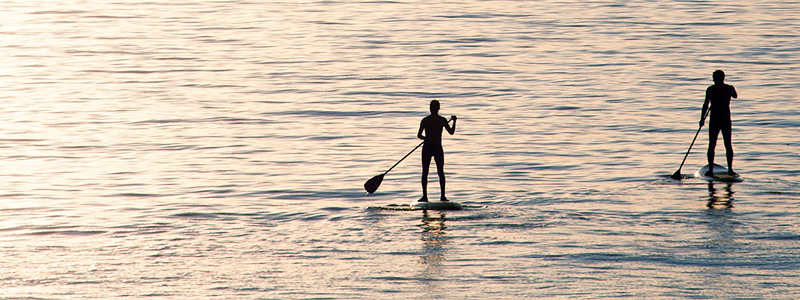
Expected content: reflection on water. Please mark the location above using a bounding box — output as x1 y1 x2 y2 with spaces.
1 0 800 298
703 181 737 252
703 181 738 252
418 210 448 297
700 182 738 298
706 182 735 210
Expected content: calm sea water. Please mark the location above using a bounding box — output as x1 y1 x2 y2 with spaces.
1 0 799 299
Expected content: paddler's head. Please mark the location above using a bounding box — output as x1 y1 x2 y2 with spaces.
430 100 440 115
713 70 725 85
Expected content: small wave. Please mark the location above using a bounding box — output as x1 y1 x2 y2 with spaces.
107 193 168 198
0 138 46 142
130 119 197 124
81 69 231 74
26 230 107 236
341 91 495 98
435 37 501 44
65 280 105 285
30 10 88 15
752 234 800 241
246 189 364 200
210 286 276 292
474 240 538 245
263 109 415 118
0 193 31 198
472 222 549 230
190 189 237 194
180 83 245 89
320 206 350 212
169 212 221 219
550 105 581 110
451 69 515 75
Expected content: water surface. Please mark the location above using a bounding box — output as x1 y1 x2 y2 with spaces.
1 0 799 298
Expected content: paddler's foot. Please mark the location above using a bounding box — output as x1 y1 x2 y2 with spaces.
418 196 429 203
440 197 449 202
728 170 738 177
704 171 715 177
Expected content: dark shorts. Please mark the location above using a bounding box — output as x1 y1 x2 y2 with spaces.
422 144 444 160
709 118 732 130
709 118 732 133
709 119 732 141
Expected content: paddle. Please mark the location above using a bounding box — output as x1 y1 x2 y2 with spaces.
671 109 710 180
364 117 454 194
364 141 424 194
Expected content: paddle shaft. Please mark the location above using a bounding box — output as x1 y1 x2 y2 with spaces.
676 109 711 172
383 141 423 175
676 126 702 172
382 117 454 175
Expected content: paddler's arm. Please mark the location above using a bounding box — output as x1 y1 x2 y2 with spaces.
417 119 426 140
700 89 711 128
445 115 457 135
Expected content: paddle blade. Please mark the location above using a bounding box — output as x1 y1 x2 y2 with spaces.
364 174 385 194
670 170 682 180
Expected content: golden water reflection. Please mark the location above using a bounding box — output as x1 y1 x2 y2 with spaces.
699 182 739 298
418 210 448 297
706 182 735 210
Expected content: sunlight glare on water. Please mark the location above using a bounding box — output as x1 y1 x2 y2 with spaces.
0 0 799 298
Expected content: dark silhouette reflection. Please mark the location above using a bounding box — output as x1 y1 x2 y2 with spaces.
700 70 738 177
417 210 449 295
417 100 457 202
700 181 738 288
706 181 734 210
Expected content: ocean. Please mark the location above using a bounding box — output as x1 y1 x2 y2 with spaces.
1 0 799 298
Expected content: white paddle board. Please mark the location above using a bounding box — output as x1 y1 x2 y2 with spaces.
694 163 743 182
410 201 463 211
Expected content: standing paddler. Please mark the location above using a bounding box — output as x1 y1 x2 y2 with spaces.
417 100 457 202
700 70 738 177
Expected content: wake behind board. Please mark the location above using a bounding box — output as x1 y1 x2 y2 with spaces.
694 163 743 182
